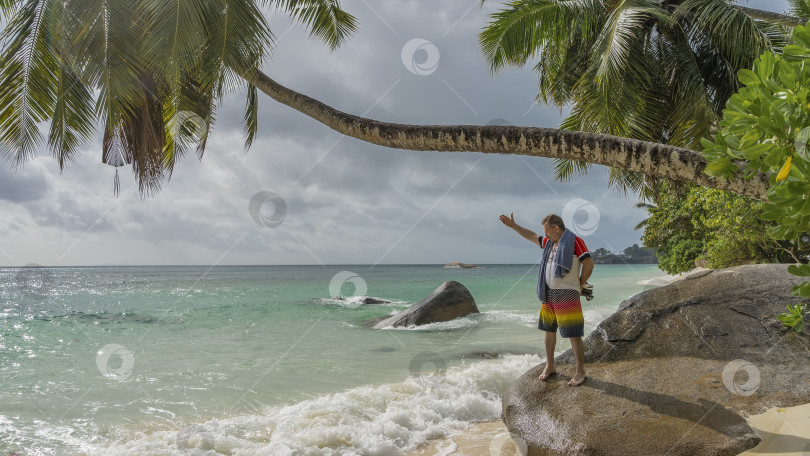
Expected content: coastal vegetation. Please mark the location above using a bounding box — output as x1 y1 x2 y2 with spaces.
700 21 810 326
590 244 657 265
639 182 804 274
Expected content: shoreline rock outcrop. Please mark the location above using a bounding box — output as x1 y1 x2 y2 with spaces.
364 280 479 328
332 296 392 305
502 264 810 456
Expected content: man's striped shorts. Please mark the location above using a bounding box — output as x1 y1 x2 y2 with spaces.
538 287 584 338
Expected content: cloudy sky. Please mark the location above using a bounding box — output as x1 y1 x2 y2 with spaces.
0 0 790 266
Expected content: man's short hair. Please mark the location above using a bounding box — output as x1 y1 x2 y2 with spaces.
542 214 565 230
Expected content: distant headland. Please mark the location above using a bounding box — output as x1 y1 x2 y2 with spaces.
443 262 485 269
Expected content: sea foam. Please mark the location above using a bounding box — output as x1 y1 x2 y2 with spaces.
93 353 541 456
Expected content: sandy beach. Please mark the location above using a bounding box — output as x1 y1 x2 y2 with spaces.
738 403 810 456
408 403 810 456
407 421 512 456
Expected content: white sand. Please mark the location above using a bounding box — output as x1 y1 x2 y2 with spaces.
738 403 810 455
635 267 710 288
407 421 514 456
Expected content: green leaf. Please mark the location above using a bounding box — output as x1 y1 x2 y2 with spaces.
800 197 810 215
705 157 733 177
740 142 773 160
767 224 791 240
793 24 810 49
783 44 810 59
792 281 810 298
738 68 760 86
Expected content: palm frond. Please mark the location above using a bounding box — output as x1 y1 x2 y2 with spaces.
0 0 58 167
214 0 273 78
479 0 603 73
0 0 359 196
276 0 358 51
675 0 774 70
788 0 810 19
244 82 258 150
591 1 663 92
553 157 590 182
47 0 96 169
532 18 598 106
0 0 18 17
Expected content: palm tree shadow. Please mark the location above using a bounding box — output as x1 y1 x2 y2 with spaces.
585 377 750 438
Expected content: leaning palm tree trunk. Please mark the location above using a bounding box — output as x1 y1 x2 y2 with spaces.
735 7 806 26
244 69 769 202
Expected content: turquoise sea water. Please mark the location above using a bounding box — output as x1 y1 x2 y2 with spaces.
1 264 666 455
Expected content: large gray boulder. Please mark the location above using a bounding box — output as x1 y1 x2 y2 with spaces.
365 280 479 328
502 264 810 456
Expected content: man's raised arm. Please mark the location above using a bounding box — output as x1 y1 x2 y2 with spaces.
499 212 541 247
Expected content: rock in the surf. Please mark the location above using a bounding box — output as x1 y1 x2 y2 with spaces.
333 296 391 305
364 280 479 328
501 264 810 456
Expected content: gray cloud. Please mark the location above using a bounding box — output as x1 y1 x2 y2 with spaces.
0 159 51 203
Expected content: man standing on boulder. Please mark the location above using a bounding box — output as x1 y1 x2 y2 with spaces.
499 213 594 386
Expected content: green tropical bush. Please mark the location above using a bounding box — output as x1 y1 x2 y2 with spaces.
702 23 810 300
640 181 801 274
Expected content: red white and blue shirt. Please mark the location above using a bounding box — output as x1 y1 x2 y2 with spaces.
540 235 591 291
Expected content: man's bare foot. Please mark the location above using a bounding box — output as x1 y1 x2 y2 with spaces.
538 366 557 381
568 372 586 386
